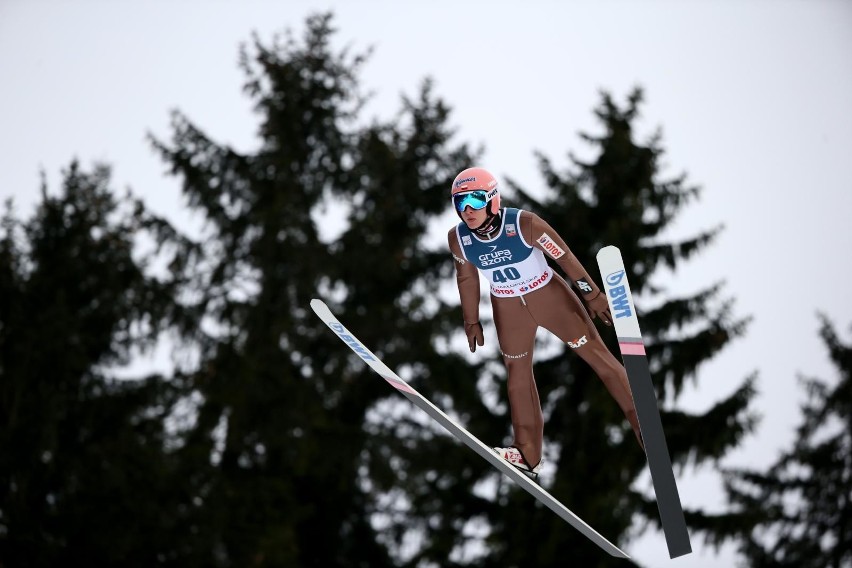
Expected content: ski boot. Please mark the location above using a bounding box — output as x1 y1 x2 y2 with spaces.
493 446 541 479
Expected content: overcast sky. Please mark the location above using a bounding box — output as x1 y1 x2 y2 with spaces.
2 1 851 565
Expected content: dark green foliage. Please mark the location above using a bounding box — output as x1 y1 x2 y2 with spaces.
148 13 475 567
0 163 184 566
721 315 852 567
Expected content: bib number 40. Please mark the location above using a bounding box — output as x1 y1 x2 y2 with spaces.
492 267 521 283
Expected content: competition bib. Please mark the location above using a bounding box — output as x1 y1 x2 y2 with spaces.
456 208 553 297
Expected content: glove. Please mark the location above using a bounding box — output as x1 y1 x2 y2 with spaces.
584 292 613 326
464 321 484 352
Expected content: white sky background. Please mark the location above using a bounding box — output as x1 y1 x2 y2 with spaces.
2 0 851 565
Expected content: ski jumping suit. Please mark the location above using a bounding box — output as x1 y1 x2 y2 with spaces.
448 208 641 468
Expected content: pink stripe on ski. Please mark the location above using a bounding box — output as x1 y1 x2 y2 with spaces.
619 342 646 356
383 376 416 394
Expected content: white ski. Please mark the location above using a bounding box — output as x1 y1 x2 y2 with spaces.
596 246 692 559
310 298 629 559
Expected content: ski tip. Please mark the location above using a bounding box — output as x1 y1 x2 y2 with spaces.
596 245 621 260
309 298 327 313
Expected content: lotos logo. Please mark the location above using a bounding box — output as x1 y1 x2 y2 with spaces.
537 233 565 259
492 287 515 296
519 270 549 293
329 322 375 362
455 177 476 187
567 335 588 349
605 270 632 319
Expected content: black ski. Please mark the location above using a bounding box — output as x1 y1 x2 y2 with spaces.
596 245 692 559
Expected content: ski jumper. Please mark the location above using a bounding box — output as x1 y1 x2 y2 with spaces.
448 208 640 468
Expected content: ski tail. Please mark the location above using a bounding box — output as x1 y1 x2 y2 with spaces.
596 246 692 559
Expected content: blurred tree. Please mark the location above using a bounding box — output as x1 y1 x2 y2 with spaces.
149 12 474 567
721 315 851 567
0 162 185 566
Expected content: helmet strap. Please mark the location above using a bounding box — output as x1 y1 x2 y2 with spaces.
473 209 502 238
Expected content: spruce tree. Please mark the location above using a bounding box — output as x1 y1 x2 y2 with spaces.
722 315 852 567
0 162 184 566
148 13 474 566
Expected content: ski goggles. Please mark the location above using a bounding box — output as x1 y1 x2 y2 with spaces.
452 190 489 212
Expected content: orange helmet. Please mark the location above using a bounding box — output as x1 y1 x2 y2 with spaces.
450 167 501 217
